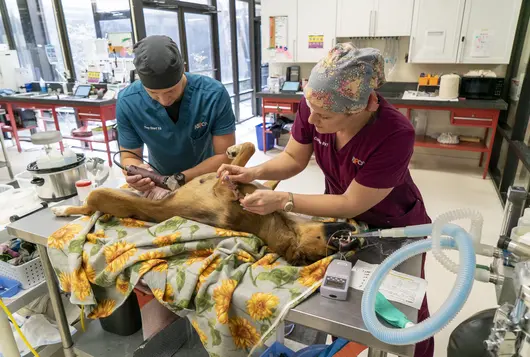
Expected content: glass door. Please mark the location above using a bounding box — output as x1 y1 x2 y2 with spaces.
183 12 215 78
236 0 254 120
144 8 181 48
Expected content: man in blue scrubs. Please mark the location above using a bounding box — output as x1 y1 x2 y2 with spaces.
117 35 236 199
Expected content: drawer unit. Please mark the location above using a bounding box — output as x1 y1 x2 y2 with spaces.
451 109 496 127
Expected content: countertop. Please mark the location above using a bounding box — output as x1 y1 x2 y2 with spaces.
7 199 420 356
0 94 116 107
257 89 508 111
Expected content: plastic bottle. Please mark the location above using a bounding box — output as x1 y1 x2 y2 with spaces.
63 146 77 165
39 77 46 93
75 180 93 203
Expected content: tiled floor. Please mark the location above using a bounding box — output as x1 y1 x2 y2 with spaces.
1 117 503 357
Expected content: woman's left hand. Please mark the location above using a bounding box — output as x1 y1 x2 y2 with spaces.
240 190 289 215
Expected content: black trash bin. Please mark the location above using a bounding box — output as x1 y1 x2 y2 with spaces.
99 294 142 336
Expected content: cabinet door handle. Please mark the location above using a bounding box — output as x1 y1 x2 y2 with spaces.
369 10 373 36
373 10 377 36
459 36 465 63
453 116 492 122
293 39 296 60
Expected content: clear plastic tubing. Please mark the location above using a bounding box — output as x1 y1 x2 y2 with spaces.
361 223 476 345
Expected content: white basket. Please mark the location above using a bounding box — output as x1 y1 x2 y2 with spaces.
0 257 45 289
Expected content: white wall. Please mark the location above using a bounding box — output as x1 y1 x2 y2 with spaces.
267 37 508 165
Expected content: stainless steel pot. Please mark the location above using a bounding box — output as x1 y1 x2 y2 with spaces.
28 154 88 202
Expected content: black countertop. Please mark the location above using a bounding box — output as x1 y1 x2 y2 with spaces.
0 94 116 107
257 82 508 111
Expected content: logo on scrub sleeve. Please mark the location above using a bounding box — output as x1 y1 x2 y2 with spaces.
352 156 365 166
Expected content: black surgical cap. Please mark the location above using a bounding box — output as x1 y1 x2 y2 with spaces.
133 35 184 90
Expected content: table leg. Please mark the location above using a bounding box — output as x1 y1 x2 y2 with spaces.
262 111 267 154
101 118 112 166
51 107 64 152
276 320 285 344
37 245 76 357
0 133 13 179
367 348 387 357
6 104 21 153
0 306 19 357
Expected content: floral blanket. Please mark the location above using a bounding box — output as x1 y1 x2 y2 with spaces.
47 212 336 357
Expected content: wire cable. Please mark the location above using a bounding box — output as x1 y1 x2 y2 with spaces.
112 150 161 174
0 297 40 357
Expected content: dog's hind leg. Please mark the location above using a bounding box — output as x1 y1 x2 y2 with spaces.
52 205 95 217
215 143 256 200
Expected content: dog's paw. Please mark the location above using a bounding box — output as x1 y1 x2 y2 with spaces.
226 144 242 159
51 206 71 217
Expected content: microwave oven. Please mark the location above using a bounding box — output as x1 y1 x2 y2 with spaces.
459 77 504 100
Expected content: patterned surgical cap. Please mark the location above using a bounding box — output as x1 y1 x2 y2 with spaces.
304 43 386 114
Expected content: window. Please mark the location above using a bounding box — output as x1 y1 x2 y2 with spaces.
6 0 66 81
93 0 130 12
0 14 7 45
217 0 233 95
144 8 181 48
236 1 251 91
62 0 97 79
184 13 214 76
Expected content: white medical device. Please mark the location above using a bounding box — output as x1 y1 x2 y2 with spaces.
320 260 352 301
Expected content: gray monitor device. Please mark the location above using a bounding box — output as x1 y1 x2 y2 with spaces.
320 260 352 301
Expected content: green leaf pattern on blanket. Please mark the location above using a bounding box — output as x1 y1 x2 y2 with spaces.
46 213 335 357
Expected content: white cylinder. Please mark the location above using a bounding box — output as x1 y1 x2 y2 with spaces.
439 74 461 99
0 307 20 357
75 179 93 203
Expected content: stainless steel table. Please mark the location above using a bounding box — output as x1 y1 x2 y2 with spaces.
7 199 422 357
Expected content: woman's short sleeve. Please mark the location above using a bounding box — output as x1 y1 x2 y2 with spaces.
290 98 314 145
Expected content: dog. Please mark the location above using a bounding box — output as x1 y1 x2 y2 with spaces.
52 143 357 265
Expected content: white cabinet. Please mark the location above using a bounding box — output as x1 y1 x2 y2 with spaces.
409 0 466 63
374 0 414 36
409 0 522 64
336 0 373 37
296 0 337 63
458 0 522 64
336 0 414 37
261 0 298 63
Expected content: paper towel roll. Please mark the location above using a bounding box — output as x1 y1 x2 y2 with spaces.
439 74 460 99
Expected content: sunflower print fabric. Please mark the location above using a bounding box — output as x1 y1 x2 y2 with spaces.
47 214 350 357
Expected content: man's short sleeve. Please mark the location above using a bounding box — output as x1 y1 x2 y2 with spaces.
290 98 314 144
212 87 236 136
116 99 143 149
355 130 414 189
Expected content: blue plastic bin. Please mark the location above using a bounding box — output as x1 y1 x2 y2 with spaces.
256 123 275 151
260 342 295 357
0 276 21 298
292 345 327 357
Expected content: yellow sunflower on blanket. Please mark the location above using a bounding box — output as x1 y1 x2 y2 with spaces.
138 251 166 261
236 250 255 263
104 241 137 273
139 259 167 276
213 279 237 324
87 229 106 244
153 232 181 247
99 214 113 223
88 299 116 319
152 288 164 301
82 251 96 283
163 283 175 304
297 256 334 287
116 275 130 295
119 218 146 228
186 249 214 265
229 317 260 350
59 271 73 293
72 268 91 302
215 228 251 237
252 254 280 270
191 320 208 345
247 293 279 321
197 256 222 290
48 224 83 249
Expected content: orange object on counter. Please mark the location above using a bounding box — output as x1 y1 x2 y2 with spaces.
418 76 430 86
429 75 440 85
334 342 368 356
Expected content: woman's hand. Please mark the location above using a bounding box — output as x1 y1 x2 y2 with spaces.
125 164 156 192
216 164 258 184
240 190 289 215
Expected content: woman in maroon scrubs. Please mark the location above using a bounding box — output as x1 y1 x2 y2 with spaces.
217 44 433 357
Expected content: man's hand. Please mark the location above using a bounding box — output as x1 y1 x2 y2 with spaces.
239 190 289 215
216 164 258 184
125 164 156 192
144 186 171 200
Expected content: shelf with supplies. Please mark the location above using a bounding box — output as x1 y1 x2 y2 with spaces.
414 135 488 153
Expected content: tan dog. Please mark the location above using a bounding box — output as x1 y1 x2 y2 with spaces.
52 143 354 265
